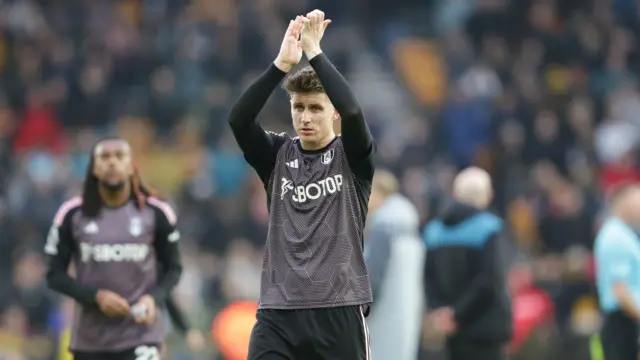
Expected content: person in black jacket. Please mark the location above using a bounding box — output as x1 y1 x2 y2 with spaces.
423 167 512 360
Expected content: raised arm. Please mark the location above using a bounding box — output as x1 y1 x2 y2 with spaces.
228 17 304 183
301 10 374 180
228 66 288 182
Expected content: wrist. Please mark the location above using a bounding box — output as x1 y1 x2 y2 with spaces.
304 47 323 60
273 58 293 73
94 289 108 306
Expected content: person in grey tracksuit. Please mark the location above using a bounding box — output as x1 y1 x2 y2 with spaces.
364 170 425 360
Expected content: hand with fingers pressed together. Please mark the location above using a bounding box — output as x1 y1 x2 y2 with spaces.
300 9 332 60
96 289 131 318
274 16 304 73
131 294 157 325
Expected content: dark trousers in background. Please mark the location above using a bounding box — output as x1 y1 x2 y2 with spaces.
600 311 638 360
446 338 505 360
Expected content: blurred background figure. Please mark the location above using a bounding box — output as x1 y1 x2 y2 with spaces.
0 0 632 359
593 185 640 360
365 169 424 360
423 167 512 360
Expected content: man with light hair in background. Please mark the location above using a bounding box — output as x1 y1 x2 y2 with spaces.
423 167 512 360
594 184 640 360
365 169 424 360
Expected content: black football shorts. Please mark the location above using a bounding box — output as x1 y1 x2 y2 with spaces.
248 305 371 360
73 344 161 360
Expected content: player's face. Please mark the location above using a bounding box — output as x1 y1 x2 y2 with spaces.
92 140 133 189
290 92 337 148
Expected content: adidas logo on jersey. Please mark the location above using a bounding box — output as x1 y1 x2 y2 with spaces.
281 174 343 203
286 159 299 168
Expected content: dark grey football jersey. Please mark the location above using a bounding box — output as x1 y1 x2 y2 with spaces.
259 136 373 309
45 197 179 352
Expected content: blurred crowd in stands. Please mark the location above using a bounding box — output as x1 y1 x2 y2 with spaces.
0 0 638 359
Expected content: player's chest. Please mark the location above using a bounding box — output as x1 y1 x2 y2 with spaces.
273 148 347 205
72 210 155 246
277 148 341 182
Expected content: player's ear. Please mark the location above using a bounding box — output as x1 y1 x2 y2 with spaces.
332 109 339 121
333 115 341 135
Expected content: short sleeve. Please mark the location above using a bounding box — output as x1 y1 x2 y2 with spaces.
599 243 634 284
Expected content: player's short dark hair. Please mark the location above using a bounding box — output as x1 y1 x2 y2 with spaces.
82 137 155 217
282 66 324 95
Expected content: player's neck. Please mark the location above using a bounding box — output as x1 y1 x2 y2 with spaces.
99 182 131 208
300 133 336 151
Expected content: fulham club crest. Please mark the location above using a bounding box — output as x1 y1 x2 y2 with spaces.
129 217 142 237
321 149 334 165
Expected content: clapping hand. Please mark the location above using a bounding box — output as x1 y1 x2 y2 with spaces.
274 16 304 73
300 9 331 60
